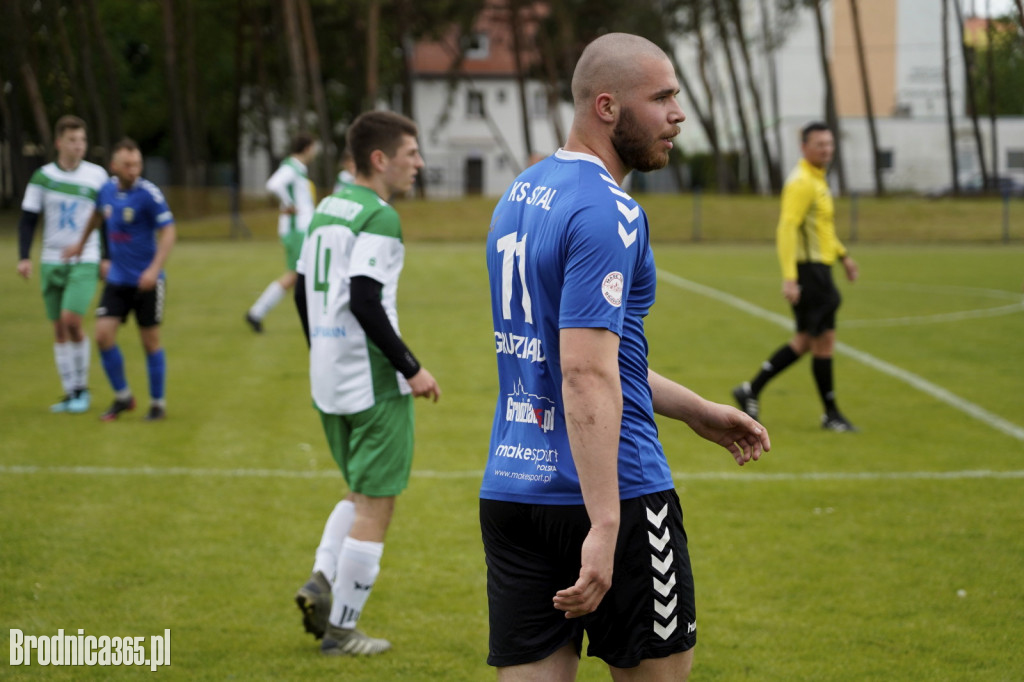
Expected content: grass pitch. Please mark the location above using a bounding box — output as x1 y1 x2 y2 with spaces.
2 204 1023 680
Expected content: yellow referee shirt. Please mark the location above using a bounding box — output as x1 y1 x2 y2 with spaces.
776 158 848 281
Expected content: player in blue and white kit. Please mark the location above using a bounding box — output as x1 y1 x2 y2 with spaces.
66 139 177 421
481 34 770 681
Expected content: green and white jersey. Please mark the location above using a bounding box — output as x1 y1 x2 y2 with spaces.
299 184 410 415
266 157 316 238
21 160 108 264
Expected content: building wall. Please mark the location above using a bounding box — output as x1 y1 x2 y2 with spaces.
413 77 573 198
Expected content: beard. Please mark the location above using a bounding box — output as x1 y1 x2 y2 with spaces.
611 106 672 173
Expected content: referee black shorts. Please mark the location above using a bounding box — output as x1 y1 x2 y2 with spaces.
793 262 841 336
96 280 166 328
480 488 696 669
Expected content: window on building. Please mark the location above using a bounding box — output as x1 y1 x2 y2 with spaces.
878 149 894 171
1007 150 1024 170
467 91 485 118
464 33 489 60
532 89 548 118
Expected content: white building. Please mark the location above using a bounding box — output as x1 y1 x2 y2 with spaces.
410 2 573 198
674 0 1024 194
413 0 1023 197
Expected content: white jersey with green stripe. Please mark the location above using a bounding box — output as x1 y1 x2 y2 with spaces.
299 184 411 415
21 160 108 264
266 157 316 238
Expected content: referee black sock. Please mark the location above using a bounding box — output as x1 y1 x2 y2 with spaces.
750 344 801 395
812 356 837 414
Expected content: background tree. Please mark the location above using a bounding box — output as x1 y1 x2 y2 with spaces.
952 0 989 190
848 0 884 195
942 0 960 196
808 0 846 194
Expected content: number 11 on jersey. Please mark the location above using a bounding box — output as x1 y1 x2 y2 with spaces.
496 232 533 324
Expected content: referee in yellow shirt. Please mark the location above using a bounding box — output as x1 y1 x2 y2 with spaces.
733 122 859 432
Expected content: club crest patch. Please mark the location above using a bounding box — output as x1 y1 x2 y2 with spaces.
601 271 623 307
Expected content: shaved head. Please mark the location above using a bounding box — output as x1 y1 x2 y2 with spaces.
571 33 670 108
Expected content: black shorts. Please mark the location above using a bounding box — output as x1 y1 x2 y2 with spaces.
481 489 696 669
96 280 165 328
793 262 841 336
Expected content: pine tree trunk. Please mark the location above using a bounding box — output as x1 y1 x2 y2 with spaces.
849 0 884 195
160 0 193 187
713 0 759 193
811 0 846 195
298 0 335 187
942 0 960 194
951 0 989 190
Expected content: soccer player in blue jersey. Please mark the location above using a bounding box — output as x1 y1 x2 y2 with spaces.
482 33 770 681
65 139 177 421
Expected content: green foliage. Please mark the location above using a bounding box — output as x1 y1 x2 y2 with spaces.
2 202 1023 679
969 18 1024 116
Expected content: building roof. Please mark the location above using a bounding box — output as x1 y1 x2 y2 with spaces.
411 1 547 77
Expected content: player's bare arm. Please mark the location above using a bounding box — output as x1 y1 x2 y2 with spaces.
649 369 770 465
553 327 622 619
841 254 859 282
62 210 104 261
138 223 176 291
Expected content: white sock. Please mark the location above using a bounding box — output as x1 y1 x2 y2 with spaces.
329 538 383 629
54 343 75 395
248 281 285 320
313 500 357 583
70 338 90 392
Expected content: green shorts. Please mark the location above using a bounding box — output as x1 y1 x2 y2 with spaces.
40 262 100 320
318 394 415 497
282 231 306 271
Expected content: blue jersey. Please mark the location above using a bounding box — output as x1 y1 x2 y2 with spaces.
482 150 674 505
98 178 175 286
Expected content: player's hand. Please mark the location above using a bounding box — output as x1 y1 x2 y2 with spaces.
407 367 441 402
553 525 616 619
62 243 83 261
280 205 297 215
16 259 32 279
100 259 110 281
842 255 859 283
688 400 770 466
138 267 159 291
782 279 800 304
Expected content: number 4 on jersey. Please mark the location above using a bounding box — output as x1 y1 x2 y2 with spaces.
313 235 331 313
497 232 533 324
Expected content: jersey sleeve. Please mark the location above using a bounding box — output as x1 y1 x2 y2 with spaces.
558 200 639 336
144 183 175 228
776 178 814 280
348 207 401 283
265 165 295 205
20 169 46 213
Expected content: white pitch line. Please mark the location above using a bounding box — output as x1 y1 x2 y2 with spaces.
843 301 1024 328
1 464 1023 483
656 269 1024 442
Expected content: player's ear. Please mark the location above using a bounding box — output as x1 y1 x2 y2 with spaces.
369 149 388 174
595 93 616 124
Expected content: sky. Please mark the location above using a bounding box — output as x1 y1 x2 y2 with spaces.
964 0 1018 16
